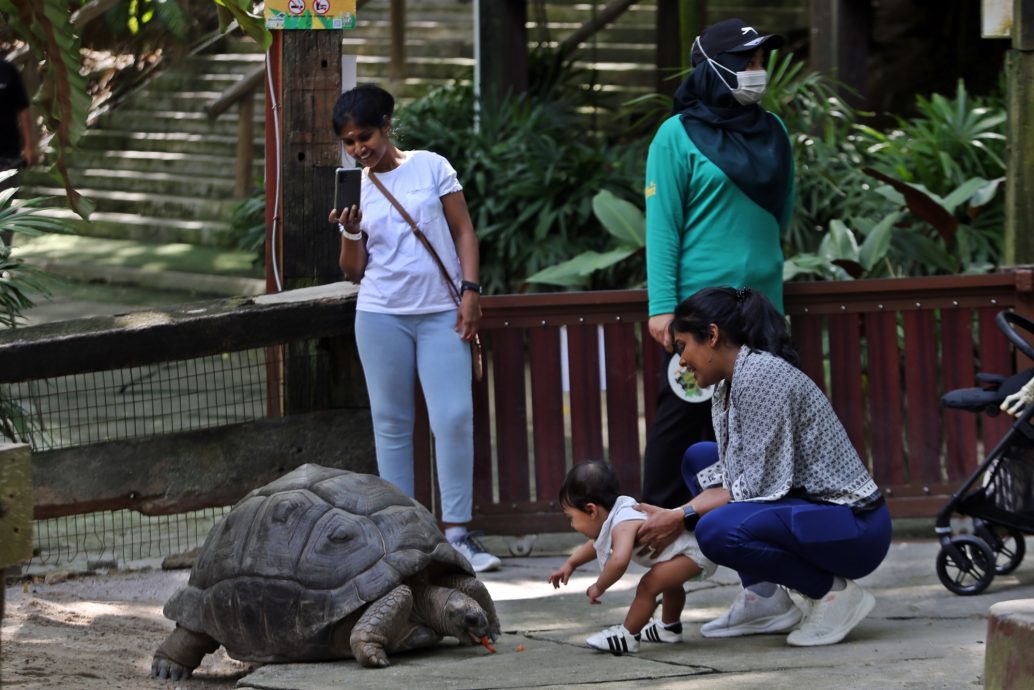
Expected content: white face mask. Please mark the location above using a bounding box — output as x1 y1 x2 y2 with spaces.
694 37 768 105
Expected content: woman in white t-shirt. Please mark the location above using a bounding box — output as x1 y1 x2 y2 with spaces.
327 84 499 572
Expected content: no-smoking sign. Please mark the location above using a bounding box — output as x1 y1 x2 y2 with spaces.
287 0 304 14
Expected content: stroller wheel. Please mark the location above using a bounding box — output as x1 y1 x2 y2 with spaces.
974 521 1026 575
936 535 995 595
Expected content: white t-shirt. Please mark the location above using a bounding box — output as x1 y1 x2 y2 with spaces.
357 150 464 314
594 496 716 576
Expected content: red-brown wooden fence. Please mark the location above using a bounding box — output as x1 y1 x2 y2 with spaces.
411 272 1034 533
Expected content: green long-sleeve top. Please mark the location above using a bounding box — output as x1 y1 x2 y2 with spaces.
644 115 795 316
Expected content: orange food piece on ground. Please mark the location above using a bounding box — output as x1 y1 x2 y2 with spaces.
481 636 496 653
515 644 525 652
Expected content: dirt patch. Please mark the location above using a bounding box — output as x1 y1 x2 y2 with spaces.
2 568 250 689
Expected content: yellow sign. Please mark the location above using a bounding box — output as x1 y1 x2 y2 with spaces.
265 0 356 30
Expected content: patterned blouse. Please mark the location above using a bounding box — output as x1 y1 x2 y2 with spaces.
700 347 883 510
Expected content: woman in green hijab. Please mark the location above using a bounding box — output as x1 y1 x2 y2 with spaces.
640 17 797 637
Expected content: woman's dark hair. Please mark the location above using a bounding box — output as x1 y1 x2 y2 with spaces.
331 84 394 135
671 286 799 366
558 460 620 512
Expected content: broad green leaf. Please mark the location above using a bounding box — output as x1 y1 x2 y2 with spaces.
968 177 1004 208
940 177 990 214
591 189 644 247
858 211 900 270
525 248 637 286
821 219 859 259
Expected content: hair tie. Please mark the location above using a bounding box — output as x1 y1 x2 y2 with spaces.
735 287 751 303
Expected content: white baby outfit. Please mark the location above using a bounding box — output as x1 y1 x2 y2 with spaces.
594 495 716 578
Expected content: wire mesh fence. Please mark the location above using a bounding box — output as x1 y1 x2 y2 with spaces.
28 506 232 570
3 344 331 569
1 349 272 452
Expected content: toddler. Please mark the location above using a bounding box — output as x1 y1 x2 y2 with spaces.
548 460 715 655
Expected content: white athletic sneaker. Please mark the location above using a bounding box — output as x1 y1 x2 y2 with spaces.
700 586 803 638
449 532 502 573
640 618 683 643
786 579 875 647
586 624 640 655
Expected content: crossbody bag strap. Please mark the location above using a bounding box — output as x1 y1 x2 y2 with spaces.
368 170 462 306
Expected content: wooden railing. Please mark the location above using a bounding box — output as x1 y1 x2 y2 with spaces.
5 273 1032 530
437 272 1034 534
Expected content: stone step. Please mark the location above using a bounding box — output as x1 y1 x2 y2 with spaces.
62 150 263 178
23 168 237 198
26 185 239 222
31 208 235 248
96 109 264 137
76 129 262 157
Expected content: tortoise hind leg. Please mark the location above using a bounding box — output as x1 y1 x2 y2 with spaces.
151 625 219 680
436 574 501 637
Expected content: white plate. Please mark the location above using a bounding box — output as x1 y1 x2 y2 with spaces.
668 353 714 403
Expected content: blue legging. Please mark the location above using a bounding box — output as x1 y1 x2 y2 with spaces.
355 309 473 524
682 442 892 599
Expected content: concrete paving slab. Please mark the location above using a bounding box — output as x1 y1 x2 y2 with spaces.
229 539 1034 690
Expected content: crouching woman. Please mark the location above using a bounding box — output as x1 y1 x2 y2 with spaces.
637 286 892 646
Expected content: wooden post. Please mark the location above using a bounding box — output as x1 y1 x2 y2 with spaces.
0 442 32 675
263 30 369 417
234 90 255 198
809 0 870 107
1005 0 1034 265
476 0 528 100
655 3 705 130
389 0 405 83
278 30 345 288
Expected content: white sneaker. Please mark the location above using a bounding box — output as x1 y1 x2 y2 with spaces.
700 586 803 638
586 624 640 655
640 618 683 643
786 579 875 647
449 532 501 573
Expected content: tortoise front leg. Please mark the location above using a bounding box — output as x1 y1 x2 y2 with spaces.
348 584 416 668
151 625 219 680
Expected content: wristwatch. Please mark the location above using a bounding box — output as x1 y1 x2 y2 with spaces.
460 280 482 295
682 505 700 532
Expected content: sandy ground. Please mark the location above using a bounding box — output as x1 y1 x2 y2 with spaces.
1 566 252 689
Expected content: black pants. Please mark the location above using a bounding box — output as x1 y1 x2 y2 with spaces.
641 346 716 508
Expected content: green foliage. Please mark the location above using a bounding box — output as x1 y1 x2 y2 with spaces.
228 185 265 266
524 54 1009 287
0 0 94 218
0 171 76 327
395 83 644 293
525 190 644 288
105 0 193 40
211 0 270 48
787 79 1007 280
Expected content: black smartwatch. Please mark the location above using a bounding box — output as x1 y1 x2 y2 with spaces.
460 280 482 295
682 505 700 532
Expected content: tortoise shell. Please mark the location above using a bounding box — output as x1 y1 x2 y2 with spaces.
163 464 472 662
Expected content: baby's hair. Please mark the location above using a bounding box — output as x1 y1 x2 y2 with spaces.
558 460 620 512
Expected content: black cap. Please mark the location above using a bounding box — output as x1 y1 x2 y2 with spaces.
692 18 784 65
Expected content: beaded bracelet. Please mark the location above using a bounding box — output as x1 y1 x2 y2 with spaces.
338 223 362 241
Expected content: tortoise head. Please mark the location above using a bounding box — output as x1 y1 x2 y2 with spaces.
442 591 492 645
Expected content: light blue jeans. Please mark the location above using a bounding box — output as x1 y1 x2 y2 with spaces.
354 309 473 524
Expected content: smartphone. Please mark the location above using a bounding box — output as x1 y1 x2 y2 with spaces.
334 167 361 214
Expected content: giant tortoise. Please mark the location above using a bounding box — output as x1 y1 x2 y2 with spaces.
151 464 500 679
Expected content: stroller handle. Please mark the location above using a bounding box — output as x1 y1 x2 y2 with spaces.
996 311 1034 361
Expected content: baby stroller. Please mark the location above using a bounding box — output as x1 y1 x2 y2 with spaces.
935 310 1034 595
